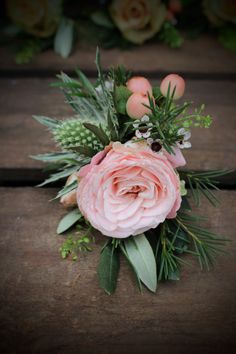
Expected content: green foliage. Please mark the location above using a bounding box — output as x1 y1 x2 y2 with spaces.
98 241 120 295
31 152 78 163
60 233 93 261
33 115 61 130
57 209 82 234
38 165 80 187
55 179 78 200
123 234 157 292
14 38 44 64
53 118 103 152
145 87 213 153
114 85 132 115
108 65 132 86
218 25 236 52
158 22 184 48
55 71 108 125
83 122 110 146
180 170 233 206
175 213 228 270
152 86 161 99
177 104 212 129
76 17 132 50
90 10 115 29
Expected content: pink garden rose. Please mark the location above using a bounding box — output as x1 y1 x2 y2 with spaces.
77 142 182 238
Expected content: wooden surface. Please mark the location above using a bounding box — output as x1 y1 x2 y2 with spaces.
0 38 236 354
0 188 235 354
1 36 236 76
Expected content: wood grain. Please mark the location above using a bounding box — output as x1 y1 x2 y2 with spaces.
0 188 235 354
0 78 235 178
0 36 236 75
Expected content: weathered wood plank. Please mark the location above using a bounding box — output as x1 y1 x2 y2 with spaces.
0 78 235 182
0 188 235 354
0 36 236 75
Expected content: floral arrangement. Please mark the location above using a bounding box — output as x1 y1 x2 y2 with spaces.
32 49 230 294
2 0 235 64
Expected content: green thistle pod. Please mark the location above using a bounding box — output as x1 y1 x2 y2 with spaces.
54 119 103 151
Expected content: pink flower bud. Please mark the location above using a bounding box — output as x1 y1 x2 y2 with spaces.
160 74 185 100
127 76 152 95
126 92 153 120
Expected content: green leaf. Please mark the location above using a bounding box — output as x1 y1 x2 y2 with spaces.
33 115 61 130
124 234 157 292
75 69 97 97
14 38 44 64
38 166 79 186
98 242 120 295
57 209 82 234
95 47 105 90
83 122 110 146
120 242 142 291
218 25 236 52
168 269 180 281
71 145 97 157
107 110 119 141
30 152 78 162
91 10 115 29
158 22 184 48
180 196 192 211
54 18 74 58
54 180 78 200
180 169 233 207
152 86 161 99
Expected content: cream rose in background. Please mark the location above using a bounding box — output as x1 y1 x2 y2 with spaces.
77 141 182 238
109 0 166 44
6 0 62 38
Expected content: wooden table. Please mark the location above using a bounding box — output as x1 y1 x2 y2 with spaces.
0 37 236 354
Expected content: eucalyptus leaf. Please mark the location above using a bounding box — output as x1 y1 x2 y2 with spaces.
54 180 78 200
75 69 97 97
38 166 79 187
119 242 142 291
124 234 157 292
98 242 120 295
31 152 78 162
54 18 74 58
107 110 119 141
57 209 82 234
33 115 61 130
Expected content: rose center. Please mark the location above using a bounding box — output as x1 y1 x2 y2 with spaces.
126 185 145 195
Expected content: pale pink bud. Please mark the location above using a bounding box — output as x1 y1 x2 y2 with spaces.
127 76 152 95
160 74 185 100
60 173 78 208
126 92 153 120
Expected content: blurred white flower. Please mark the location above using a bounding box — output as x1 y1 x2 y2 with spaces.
133 115 153 139
177 128 191 149
95 80 114 94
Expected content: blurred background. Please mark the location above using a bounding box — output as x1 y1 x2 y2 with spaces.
0 0 236 64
